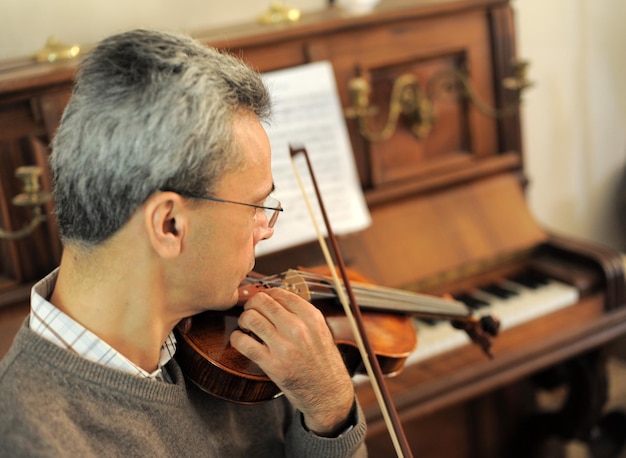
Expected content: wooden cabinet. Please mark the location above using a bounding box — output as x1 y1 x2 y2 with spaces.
0 73 70 294
199 1 523 206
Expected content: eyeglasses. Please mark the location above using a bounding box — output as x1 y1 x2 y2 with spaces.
167 190 283 228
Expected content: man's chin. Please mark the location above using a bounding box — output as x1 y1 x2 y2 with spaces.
213 291 239 310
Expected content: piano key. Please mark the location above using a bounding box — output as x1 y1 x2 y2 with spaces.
407 319 470 364
479 283 519 299
455 293 490 310
491 278 579 330
508 271 550 289
403 275 580 366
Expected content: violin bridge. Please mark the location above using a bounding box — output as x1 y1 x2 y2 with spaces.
283 269 311 301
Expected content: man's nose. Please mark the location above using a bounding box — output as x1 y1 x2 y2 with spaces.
254 222 274 244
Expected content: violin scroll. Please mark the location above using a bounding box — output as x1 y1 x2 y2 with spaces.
452 314 501 359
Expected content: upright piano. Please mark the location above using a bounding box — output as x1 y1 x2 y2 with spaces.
1 1 625 456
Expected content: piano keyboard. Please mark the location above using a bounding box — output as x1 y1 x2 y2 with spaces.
404 272 580 366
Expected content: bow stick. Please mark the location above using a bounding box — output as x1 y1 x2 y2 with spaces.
289 144 413 458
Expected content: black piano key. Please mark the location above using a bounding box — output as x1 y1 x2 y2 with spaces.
480 283 519 299
419 318 442 326
454 293 490 310
509 271 550 289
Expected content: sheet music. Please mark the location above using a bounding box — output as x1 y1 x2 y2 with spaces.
255 61 371 256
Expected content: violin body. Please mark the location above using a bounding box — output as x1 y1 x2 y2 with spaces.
175 293 417 404
175 307 281 404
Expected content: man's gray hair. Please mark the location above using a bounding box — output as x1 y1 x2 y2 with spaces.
50 29 271 246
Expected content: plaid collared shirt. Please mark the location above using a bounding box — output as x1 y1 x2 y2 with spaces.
29 268 177 383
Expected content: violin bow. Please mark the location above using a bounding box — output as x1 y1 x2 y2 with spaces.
289 145 414 458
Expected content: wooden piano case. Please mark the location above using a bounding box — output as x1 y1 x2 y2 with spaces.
0 1 625 456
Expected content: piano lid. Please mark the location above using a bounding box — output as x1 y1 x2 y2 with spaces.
340 173 548 290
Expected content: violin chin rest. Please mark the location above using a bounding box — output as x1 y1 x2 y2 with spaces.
177 317 193 334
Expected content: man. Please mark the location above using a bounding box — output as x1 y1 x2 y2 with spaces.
0 29 366 456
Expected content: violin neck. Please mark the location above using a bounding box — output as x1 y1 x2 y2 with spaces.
252 269 473 320
304 277 471 319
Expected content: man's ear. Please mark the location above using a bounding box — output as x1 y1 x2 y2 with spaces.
143 192 188 258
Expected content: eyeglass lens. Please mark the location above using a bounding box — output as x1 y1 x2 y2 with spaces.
263 196 281 228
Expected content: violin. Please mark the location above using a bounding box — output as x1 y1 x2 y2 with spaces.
174 268 499 404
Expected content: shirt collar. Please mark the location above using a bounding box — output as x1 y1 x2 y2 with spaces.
29 268 177 382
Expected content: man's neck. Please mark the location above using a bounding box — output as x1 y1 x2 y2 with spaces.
50 245 175 373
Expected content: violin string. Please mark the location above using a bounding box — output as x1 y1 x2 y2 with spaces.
271 270 470 317
244 273 472 324
289 270 451 306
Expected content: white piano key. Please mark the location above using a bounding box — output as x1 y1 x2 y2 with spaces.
406 320 470 364
404 278 579 366
475 279 579 331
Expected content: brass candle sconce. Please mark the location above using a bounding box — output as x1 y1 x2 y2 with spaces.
432 60 533 119
34 36 80 63
345 60 532 142
0 166 51 240
257 1 301 24
345 73 435 142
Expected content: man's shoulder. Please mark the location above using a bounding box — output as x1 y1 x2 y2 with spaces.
0 324 63 409
0 330 44 407
0 342 51 455
0 325 27 383
0 332 87 456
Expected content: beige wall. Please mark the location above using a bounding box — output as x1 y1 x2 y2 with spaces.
517 0 626 251
1 0 625 251
0 0 324 62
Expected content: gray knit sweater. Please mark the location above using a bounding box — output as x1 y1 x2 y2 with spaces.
0 322 367 457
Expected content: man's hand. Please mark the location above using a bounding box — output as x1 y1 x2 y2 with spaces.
230 288 355 436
